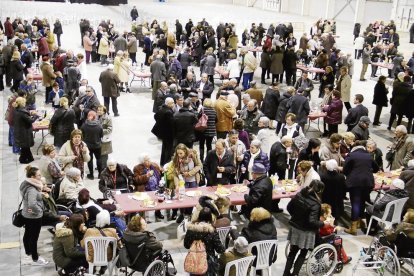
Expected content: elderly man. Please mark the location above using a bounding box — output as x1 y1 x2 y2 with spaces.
150 55 167 100
261 82 280 122
241 99 264 136
286 88 310 130
99 64 121 117
203 139 236 186
195 73 214 101
173 99 197 148
256 116 279 156
153 82 169 113
20 44 33 76
245 81 264 108
113 32 128 53
360 44 372 81
240 48 258 90
180 72 197 99
215 91 236 139
351 116 371 142
294 71 314 98
241 163 273 218
40 55 56 104
152 97 175 165
389 125 414 170
344 94 368 131
225 129 247 181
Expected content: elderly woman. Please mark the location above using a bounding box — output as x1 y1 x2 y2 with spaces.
98 33 110 65
97 105 113 170
366 140 384 171
59 167 84 202
384 208 414 243
240 139 270 182
13 97 37 164
339 132 355 159
255 116 279 156
297 160 321 188
218 236 252 276
122 215 163 272
114 51 131 92
38 144 65 185
389 125 414 170
322 90 343 136
99 159 134 195
320 159 346 220
320 133 344 172
298 138 321 171
343 142 379 235
10 51 25 92
58 129 91 178
50 97 76 148
269 136 292 179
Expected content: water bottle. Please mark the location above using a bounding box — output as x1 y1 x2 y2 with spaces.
178 175 185 196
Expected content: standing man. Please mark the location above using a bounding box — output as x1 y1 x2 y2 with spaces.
240 48 258 90
215 92 236 139
286 89 310 130
53 19 63 47
40 56 56 104
130 6 139 21
344 94 368 131
195 73 214 101
83 31 93 64
150 55 166 100
99 64 121 117
173 99 197 148
203 139 236 186
152 97 175 165
360 44 371 81
4 17 14 40
127 33 138 66
294 71 314 98
175 20 183 45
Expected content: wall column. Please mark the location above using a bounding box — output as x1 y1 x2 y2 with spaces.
354 0 366 24
301 0 310 16
325 0 335 19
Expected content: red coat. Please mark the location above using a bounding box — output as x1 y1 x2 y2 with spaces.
323 98 343 125
319 224 335 236
38 37 50 56
4 21 14 38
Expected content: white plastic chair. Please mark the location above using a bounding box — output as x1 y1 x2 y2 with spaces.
248 240 278 276
143 260 166 276
217 226 232 248
84 237 119 276
366 197 409 236
224 255 256 276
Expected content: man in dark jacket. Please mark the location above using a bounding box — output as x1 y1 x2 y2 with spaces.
152 98 175 165
261 83 280 121
286 89 310 129
203 139 236 186
344 94 368 131
81 112 103 179
269 137 292 179
241 163 272 218
240 99 264 135
179 71 196 99
275 87 294 133
351 116 371 142
173 99 197 148
283 47 299 86
99 65 121 117
130 6 139 21
294 72 314 98
177 48 193 80
153 82 169 113
150 55 167 100
195 73 214 100
175 20 183 42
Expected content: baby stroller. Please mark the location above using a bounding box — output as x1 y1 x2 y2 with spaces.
353 232 414 276
285 233 342 275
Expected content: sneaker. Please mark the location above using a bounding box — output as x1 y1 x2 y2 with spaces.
31 256 48 266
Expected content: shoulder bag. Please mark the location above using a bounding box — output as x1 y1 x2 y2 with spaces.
194 109 208 132
12 200 25 228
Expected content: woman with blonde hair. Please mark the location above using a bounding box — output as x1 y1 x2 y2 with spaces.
297 160 321 188
10 50 25 92
50 97 76 148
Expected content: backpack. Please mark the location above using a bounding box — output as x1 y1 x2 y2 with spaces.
184 240 208 275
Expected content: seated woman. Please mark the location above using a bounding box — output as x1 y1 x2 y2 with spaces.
184 207 225 276
53 214 88 275
218 236 252 276
319 204 352 265
38 144 65 185
99 159 134 196
297 160 321 188
123 215 163 272
240 139 270 182
239 207 277 243
59 167 84 203
214 196 231 228
385 208 414 243
81 210 120 274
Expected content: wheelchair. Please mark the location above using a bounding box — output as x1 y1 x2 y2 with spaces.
353 232 414 276
285 234 342 275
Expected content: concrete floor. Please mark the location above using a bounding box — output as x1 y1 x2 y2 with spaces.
1 1 414 275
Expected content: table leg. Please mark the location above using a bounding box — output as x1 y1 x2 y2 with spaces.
36 129 48 155
305 118 311 133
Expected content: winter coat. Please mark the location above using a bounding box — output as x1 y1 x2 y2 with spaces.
150 59 167 82
99 69 121 98
240 108 264 135
203 149 235 185
58 141 91 172
98 36 109 56
270 51 284 74
286 94 310 125
287 188 323 232
320 170 346 218
343 146 379 189
127 36 138 53
269 142 288 177
59 176 85 200
113 57 130 83
10 60 24 81
50 107 76 148
20 180 44 219
13 107 35 148
261 88 280 120
241 218 277 243
323 98 343 125
200 55 216 76
243 52 257 74
38 37 50 56
391 81 412 115
391 135 414 170
218 249 252 276
372 81 389 107
99 163 134 193
133 162 162 192
260 51 271 69
215 98 236 132
81 227 119 263
152 105 174 140
241 150 270 178
184 222 225 257
177 52 193 70
400 167 414 209
336 74 352 102
195 80 214 99
275 93 292 123
344 104 368 130
40 61 56 87
246 88 264 108
351 124 370 141
173 107 198 145
320 142 344 168
81 120 103 150
113 37 127 53
294 78 314 97
83 35 93 52
53 227 85 269
99 114 113 156
243 175 273 216
366 189 409 218
202 107 217 137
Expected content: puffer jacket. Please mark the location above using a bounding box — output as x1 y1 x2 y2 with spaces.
241 218 277 243
184 222 225 257
323 98 343 125
20 180 43 219
53 227 85 269
99 163 134 193
240 108 263 135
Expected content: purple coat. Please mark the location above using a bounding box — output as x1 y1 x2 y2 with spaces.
323 98 343 125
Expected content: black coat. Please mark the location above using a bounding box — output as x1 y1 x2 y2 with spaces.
261 88 280 120
10 60 24 81
286 94 310 125
343 147 379 189
404 89 414 119
50 107 76 148
241 218 277 243
320 170 346 219
243 175 273 217
152 104 174 140
203 149 235 186
53 22 63 35
99 164 133 193
372 81 389 107
269 142 287 178
80 120 103 150
173 107 197 145
13 107 35 148
344 104 368 130
275 93 292 123
298 149 320 171
391 81 411 115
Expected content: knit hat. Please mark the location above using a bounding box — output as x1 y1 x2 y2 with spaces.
252 163 267 174
234 236 249 254
11 51 21 60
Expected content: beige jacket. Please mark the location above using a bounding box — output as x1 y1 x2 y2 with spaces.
243 52 257 74
336 74 352 102
58 141 91 172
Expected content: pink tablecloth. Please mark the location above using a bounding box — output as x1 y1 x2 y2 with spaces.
297 65 325 74
371 62 394 70
215 67 229 79
132 71 151 78
308 112 326 121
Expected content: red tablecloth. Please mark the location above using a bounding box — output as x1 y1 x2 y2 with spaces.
308 112 326 120
297 65 325 74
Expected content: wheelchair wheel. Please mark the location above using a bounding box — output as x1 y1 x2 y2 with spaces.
144 260 166 276
377 246 400 276
334 262 343 273
306 243 338 276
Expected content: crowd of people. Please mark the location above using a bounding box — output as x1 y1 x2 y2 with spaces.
1 8 414 276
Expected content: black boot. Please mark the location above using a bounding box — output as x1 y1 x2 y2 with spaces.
170 209 178 220
155 210 164 220
283 253 296 276
292 256 306 276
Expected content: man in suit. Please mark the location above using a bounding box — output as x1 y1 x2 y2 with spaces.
195 73 214 101
203 139 236 186
344 94 368 131
173 99 197 148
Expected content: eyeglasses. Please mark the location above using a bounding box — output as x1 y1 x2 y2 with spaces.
86 90 92 92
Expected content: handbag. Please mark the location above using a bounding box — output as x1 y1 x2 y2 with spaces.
194 110 208 132
385 150 395 163
12 200 25 228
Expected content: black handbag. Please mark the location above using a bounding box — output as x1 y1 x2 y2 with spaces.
385 150 395 162
12 200 25 228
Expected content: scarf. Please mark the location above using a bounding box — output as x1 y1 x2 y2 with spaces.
391 135 407 152
71 141 85 177
248 150 261 179
25 177 44 191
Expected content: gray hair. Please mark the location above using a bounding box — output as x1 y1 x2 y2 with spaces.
66 167 81 178
281 135 293 144
396 125 408 134
250 139 262 149
242 94 251 100
259 116 270 127
325 159 338 171
139 153 151 163
96 210 111 228
169 84 177 92
366 140 377 149
165 97 174 105
107 159 117 166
